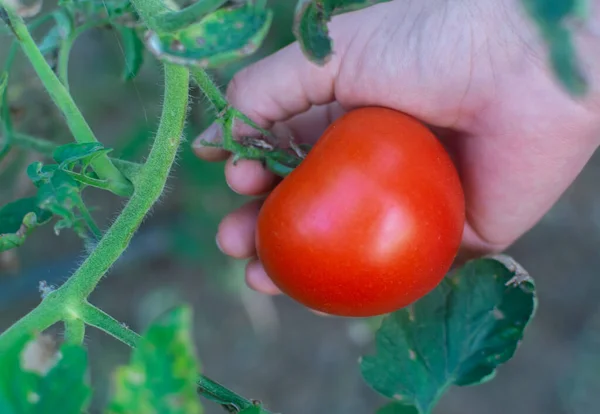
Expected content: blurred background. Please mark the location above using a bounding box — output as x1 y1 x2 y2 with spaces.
1 1 600 413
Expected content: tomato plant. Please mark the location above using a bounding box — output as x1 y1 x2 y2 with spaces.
0 0 587 413
257 107 465 316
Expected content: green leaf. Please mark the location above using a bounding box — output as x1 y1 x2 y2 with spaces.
376 402 419 414
0 197 52 252
106 306 203 414
38 10 74 56
239 406 262 414
145 3 273 68
35 344 91 413
521 0 588 95
0 336 90 414
0 334 38 414
360 256 537 414
52 142 111 168
119 27 145 81
293 0 391 64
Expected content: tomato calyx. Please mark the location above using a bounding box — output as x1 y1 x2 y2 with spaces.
201 107 310 177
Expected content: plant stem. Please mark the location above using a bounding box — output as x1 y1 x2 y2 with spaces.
154 0 228 33
0 295 63 354
76 198 102 239
11 132 143 178
77 302 140 347
131 0 172 28
0 4 133 197
58 64 189 299
63 318 85 345
12 133 57 156
190 67 229 112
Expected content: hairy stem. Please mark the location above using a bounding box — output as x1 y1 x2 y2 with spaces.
11 133 143 178
190 67 229 113
0 294 63 354
77 302 139 347
0 4 133 197
63 318 86 345
58 64 189 298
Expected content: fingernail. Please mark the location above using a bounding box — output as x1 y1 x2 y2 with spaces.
193 123 221 148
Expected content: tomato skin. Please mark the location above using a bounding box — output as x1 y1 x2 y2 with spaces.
255 107 465 317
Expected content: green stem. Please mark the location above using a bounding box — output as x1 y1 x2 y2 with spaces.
77 302 140 347
0 42 18 161
131 0 172 29
76 198 102 240
190 67 229 113
154 0 228 32
12 133 57 156
0 5 133 197
0 294 63 354
58 64 189 299
198 376 266 412
63 318 85 345
57 18 112 90
11 133 143 179
57 35 73 89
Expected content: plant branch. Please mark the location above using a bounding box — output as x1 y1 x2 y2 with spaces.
63 318 85 345
58 64 189 298
12 132 57 156
77 301 140 347
0 4 134 197
11 133 143 175
0 292 64 354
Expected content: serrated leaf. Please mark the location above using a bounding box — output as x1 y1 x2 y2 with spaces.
119 27 145 81
145 4 273 68
106 306 203 414
0 336 90 414
361 256 537 414
0 197 52 252
521 0 588 95
377 402 419 414
293 0 391 64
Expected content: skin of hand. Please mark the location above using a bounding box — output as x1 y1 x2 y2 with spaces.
193 0 600 296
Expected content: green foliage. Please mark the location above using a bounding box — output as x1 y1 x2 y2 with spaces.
0 198 52 252
0 336 91 414
145 3 273 68
106 306 204 414
293 0 391 64
119 27 146 81
37 10 74 56
376 402 419 414
361 256 537 414
521 0 588 95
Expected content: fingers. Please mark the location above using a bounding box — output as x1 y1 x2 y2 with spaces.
216 200 262 259
452 90 600 254
245 259 281 295
192 122 228 162
225 158 278 196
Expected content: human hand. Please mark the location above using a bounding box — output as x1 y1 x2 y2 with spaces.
193 0 600 295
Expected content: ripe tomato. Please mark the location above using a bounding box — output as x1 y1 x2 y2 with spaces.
255 107 465 317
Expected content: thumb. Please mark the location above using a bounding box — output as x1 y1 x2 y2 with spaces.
223 11 363 128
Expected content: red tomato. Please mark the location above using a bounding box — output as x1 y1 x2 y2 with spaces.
255 107 465 317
